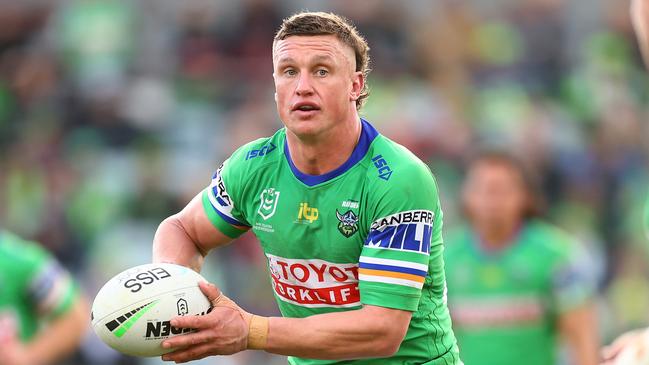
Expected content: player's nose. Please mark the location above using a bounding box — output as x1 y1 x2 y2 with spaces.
295 73 314 96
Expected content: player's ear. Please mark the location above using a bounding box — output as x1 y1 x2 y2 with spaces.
350 71 364 102
274 92 278 102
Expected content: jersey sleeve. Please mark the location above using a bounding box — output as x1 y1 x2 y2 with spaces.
202 158 251 239
359 159 442 312
550 243 596 313
4 233 79 319
26 258 78 319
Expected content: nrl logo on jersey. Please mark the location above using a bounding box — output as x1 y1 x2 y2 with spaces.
336 210 359 238
258 188 280 220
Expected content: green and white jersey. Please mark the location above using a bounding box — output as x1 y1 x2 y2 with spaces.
444 221 595 365
203 119 459 365
0 231 79 341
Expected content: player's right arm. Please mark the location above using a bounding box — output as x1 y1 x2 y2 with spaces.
152 192 244 272
153 159 251 272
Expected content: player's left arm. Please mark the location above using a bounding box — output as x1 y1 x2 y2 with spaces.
160 282 411 361
263 305 411 359
0 256 89 365
552 247 599 365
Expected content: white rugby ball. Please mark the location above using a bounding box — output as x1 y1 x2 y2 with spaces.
91 263 212 357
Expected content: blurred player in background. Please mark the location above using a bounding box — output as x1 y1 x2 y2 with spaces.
600 1 649 363
444 152 598 365
152 11 460 365
0 230 88 365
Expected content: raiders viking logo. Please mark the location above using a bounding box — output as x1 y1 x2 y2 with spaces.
336 210 359 238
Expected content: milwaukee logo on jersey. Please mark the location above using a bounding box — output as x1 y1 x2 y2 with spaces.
296 202 319 223
365 210 434 254
266 254 360 308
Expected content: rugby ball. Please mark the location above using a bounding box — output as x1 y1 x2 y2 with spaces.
91 263 212 357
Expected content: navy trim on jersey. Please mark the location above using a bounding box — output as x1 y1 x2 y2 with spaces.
210 202 250 227
359 262 428 277
284 119 379 186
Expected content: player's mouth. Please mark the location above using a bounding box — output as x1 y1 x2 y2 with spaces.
291 102 321 116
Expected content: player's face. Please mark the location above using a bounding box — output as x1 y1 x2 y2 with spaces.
272 35 363 138
463 161 529 229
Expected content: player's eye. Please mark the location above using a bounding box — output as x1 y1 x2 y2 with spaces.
316 69 328 77
284 68 297 76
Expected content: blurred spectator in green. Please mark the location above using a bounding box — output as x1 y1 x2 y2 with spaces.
445 151 598 365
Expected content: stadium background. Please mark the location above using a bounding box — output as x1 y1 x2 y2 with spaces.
0 0 647 364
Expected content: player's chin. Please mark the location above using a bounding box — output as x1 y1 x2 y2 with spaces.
286 114 325 135
288 109 323 125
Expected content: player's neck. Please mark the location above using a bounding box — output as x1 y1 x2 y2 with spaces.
286 116 362 176
475 221 522 251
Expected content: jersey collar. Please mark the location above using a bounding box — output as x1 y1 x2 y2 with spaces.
284 118 379 186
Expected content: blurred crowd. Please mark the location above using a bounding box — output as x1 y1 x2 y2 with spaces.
0 0 647 364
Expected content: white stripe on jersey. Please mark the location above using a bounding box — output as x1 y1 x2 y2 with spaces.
358 256 428 272
359 274 424 289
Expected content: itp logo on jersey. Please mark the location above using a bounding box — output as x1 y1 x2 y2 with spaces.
365 210 434 254
296 202 319 224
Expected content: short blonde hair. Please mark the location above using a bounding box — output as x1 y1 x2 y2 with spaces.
274 12 371 110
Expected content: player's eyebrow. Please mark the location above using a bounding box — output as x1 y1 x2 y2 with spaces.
275 56 296 66
311 54 336 65
275 55 337 68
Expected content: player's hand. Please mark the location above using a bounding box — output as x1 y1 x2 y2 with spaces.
601 328 649 365
161 281 251 363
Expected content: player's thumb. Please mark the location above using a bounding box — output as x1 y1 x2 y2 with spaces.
200 281 242 312
198 281 222 302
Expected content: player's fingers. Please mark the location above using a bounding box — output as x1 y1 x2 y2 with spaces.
169 313 212 329
161 330 210 350
198 281 222 304
161 342 213 363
